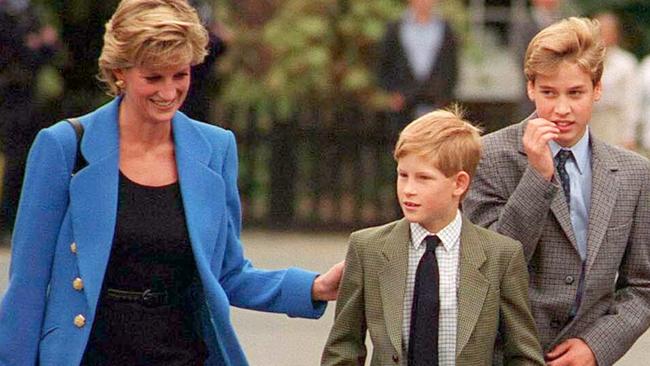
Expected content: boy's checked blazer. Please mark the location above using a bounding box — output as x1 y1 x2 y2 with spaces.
464 120 650 366
321 217 545 366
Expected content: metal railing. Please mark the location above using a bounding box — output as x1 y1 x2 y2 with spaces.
216 100 516 231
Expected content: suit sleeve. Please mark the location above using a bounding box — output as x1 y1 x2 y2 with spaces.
443 23 459 105
216 131 326 318
321 234 368 366
499 244 546 366
377 22 399 93
579 165 650 366
464 140 561 260
0 129 70 366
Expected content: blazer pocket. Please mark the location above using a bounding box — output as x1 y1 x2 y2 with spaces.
39 325 59 341
605 220 632 243
39 325 64 364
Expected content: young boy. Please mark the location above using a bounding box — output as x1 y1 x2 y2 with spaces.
464 17 650 366
321 109 545 365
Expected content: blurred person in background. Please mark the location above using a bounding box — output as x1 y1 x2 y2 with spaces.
0 0 342 364
181 0 232 123
639 55 650 154
377 0 459 143
0 0 59 242
513 0 567 58
512 0 569 121
52 0 117 117
589 11 641 150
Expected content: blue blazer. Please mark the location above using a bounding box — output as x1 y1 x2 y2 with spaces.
0 98 325 365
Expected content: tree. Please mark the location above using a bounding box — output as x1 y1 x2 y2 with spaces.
217 0 404 120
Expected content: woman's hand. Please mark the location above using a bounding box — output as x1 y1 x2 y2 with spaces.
311 261 345 301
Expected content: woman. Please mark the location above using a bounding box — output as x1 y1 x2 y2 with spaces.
0 1 342 365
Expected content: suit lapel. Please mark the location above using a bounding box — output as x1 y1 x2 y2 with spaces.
70 99 121 317
378 219 411 354
585 138 618 269
172 114 226 266
549 192 579 251
456 218 489 357
516 120 579 252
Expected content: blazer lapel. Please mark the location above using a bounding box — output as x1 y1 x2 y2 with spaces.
378 219 411 354
456 218 489 357
585 137 618 270
516 119 579 252
70 99 121 317
549 192 579 251
172 114 226 266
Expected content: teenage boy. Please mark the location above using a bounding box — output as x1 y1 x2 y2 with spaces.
321 109 544 365
464 17 650 366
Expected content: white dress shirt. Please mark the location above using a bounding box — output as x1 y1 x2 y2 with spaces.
402 211 461 366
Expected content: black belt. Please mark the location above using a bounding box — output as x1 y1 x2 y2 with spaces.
106 288 170 307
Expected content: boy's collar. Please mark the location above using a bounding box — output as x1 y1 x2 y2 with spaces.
409 210 462 252
548 128 591 174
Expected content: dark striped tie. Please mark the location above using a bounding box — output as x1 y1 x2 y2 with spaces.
408 235 440 366
555 149 573 210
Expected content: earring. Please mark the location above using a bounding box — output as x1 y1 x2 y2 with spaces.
115 79 125 89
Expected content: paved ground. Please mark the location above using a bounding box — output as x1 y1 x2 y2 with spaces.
1 231 648 365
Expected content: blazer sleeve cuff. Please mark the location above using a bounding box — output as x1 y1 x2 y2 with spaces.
579 332 618 366
504 165 558 220
519 165 558 202
498 166 558 231
282 267 327 319
579 313 644 366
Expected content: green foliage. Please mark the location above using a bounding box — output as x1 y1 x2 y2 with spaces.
218 0 471 119
35 65 64 100
218 0 405 119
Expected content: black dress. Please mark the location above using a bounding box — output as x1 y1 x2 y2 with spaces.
81 172 208 365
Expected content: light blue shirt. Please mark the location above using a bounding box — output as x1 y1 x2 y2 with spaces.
549 130 592 260
399 10 444 82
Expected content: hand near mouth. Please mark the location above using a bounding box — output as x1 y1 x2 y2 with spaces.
523 118 560 181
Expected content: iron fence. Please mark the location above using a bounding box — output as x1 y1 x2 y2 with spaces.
216 100 516 231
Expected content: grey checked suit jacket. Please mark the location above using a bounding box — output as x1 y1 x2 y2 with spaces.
464 120 650 366
321 217 544 366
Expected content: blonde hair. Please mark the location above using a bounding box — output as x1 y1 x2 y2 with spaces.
394 106 483 179
524 17 605 85
98 0 209 95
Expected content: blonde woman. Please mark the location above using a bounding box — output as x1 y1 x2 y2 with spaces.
0 1 342 364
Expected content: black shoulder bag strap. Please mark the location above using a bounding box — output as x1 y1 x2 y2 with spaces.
66 117 88 175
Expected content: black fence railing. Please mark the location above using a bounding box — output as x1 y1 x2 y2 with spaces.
216 100 516 231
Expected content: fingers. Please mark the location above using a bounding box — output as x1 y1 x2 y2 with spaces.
545 342 571 366
546 340 571 360
545 339 596 366
334 260 345 280
546 357 569 366
523 118 560 147
522 118 559 180
313 260 346 301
